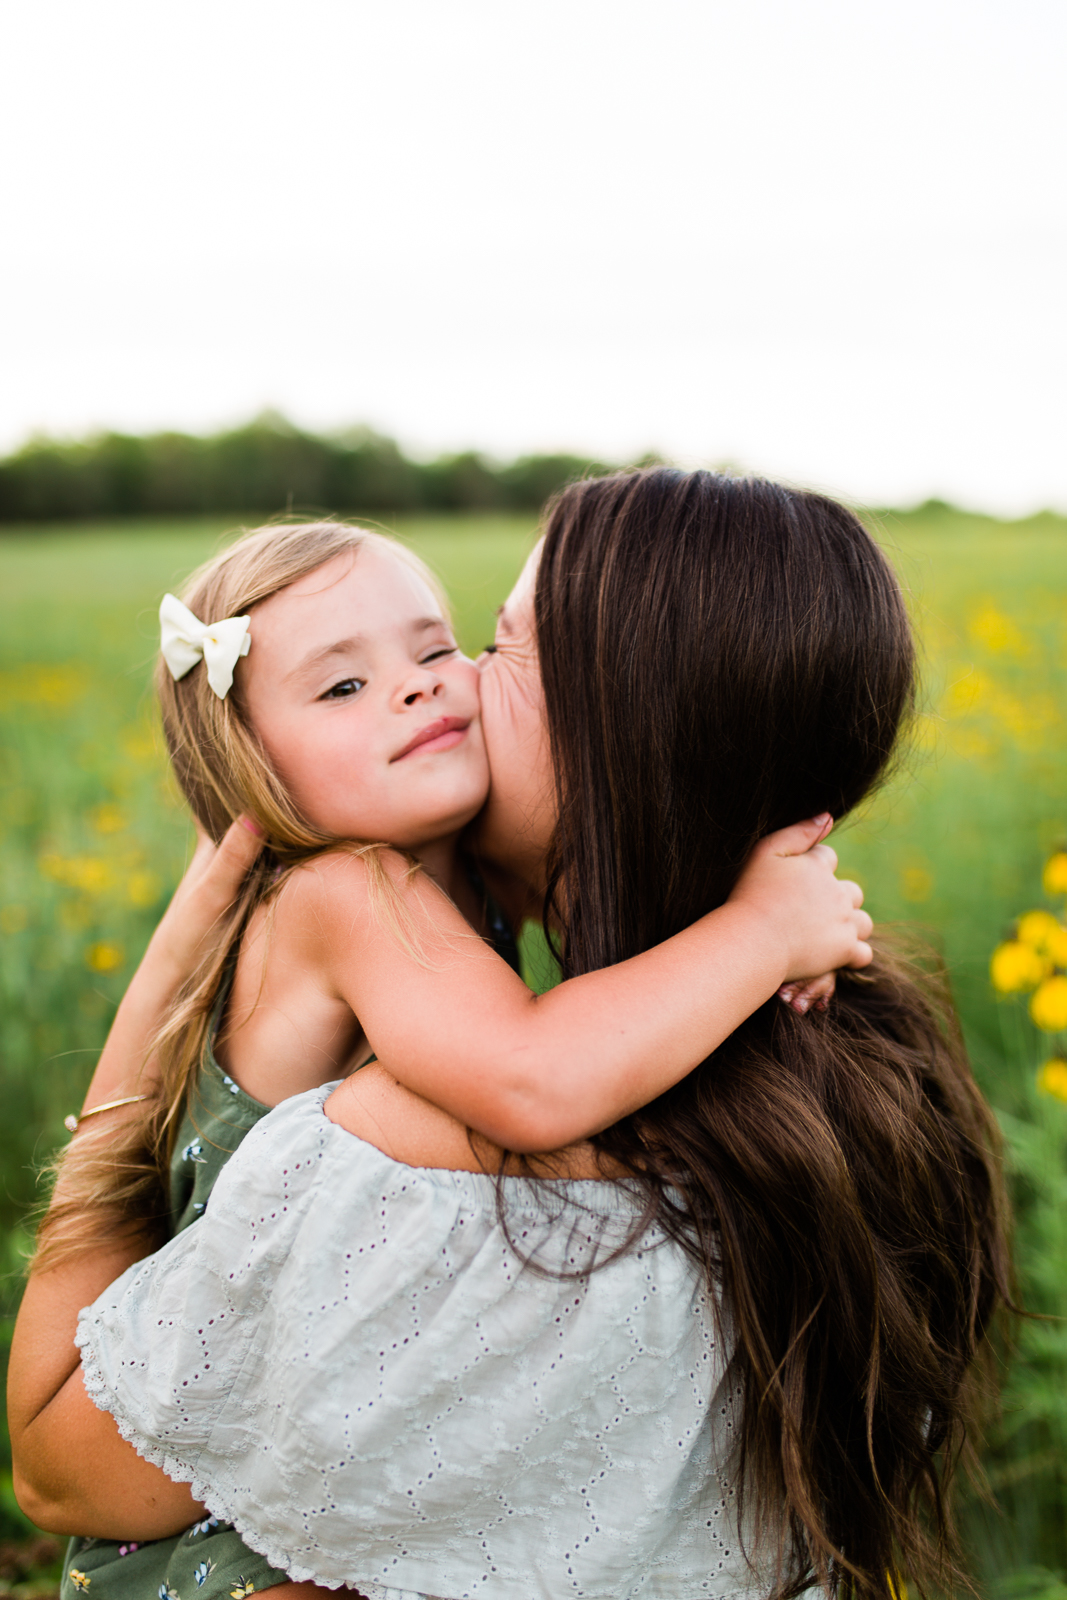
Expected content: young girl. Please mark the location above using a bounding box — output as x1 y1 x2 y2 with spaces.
16 518 869 1600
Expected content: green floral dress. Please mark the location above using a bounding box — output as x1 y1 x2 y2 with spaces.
61 876 519 1600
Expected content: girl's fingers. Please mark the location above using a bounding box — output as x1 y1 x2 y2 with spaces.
762 814 833 858
809 841 839 874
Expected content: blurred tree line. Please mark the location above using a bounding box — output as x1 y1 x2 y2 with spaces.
0 413 621 521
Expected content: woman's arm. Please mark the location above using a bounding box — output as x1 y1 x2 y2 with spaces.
8 819 265 1537
299 815 872 1152
9 1248 204 1537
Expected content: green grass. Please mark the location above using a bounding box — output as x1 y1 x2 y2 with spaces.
2 506 1067 1587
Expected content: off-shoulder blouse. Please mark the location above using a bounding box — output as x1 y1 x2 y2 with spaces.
77 1084 761 1600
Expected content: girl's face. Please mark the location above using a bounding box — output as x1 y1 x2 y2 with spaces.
474 544 556 889
241 544 488 850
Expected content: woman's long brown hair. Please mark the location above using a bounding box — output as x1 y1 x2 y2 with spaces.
533 470 1012 1600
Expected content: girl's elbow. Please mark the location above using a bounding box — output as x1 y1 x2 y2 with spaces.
480 1062 590 1153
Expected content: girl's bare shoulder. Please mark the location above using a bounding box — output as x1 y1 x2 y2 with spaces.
271 846 418 940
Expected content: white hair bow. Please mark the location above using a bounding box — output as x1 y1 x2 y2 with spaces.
159 593 251 700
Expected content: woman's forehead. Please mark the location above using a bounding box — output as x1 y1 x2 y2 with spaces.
501 540 542 629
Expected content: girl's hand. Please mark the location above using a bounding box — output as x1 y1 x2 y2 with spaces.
727 814 872 995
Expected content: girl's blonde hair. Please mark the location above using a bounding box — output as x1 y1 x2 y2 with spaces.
35 521 448 1271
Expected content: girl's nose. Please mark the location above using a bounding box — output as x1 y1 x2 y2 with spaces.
399 666 444 707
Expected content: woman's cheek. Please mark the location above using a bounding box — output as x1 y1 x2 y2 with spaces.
476 661 555 874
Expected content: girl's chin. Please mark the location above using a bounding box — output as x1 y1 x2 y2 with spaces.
368 800 492 855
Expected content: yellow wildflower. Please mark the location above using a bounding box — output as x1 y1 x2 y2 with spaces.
69 1572 91 1591
122 727 158 763
128 870 162 908
990 941 1048 994
1036 1059 1067 1103
0 665 85 707
1047 925 1067 967
1043 853 1067 896
86 940 124 973
901 867 933 904
39 854 115 894
1016 910 1063 953
1030 976 1067 1033
90 802 127 835
968 602 1028 657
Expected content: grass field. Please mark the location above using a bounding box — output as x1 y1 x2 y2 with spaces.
2 506 1067 1593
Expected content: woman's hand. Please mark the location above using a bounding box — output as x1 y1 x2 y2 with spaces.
728 815 872 1012
135 816 265 1012
777 971 836 1015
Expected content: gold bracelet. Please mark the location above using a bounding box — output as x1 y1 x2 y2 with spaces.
64 1094 150 1134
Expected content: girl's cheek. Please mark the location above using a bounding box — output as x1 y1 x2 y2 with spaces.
444 655 483 709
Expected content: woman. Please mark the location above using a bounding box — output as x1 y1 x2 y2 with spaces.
11 470 1010 1600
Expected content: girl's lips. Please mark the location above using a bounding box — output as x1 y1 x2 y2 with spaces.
392 717 470 761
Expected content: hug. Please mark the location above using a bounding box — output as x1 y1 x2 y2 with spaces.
10 469 1010 1600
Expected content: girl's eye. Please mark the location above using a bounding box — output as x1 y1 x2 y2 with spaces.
421 647 457 665
321 677 365 700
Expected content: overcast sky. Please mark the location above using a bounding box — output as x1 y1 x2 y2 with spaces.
2 0 1064 512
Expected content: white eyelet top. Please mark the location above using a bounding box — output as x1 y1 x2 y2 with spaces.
77 1084 764 1600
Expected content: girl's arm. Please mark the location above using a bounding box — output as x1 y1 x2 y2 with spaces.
8 819 264 1537
295 815 872 1153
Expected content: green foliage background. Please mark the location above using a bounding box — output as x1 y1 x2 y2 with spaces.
2 505 1067 1594
0 417 616 522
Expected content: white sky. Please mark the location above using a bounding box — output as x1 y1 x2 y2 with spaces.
2 0 1064 512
